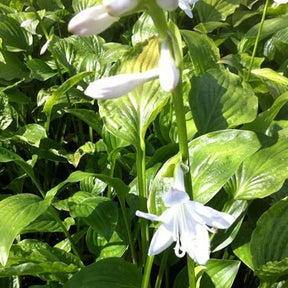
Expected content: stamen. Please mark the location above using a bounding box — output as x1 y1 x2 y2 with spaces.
174 238 185 258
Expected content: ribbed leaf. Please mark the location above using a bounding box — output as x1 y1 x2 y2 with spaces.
226 137 288 199
0 195 49 266
181 30 220 76
190 68 258 135
251 198 288 282
99 39 170 150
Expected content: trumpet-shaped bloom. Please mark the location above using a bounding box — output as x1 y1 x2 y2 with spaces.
84 69 159 99
136 167 235 265
68 5 118 36
274 0 288 3
159 40 180 92
156 0 198 18
103 0 140 16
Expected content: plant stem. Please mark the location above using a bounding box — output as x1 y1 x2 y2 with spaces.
187 256 196 288
136 145 149 263
118 197 137 264
141 255 154 288
246 0 269 81
155 250 169 288
172 81 193 198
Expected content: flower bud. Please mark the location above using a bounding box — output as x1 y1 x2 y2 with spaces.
84 69 159 99
158 41 180 92
156 0 178 11
68 5 118 36
103 0 139 16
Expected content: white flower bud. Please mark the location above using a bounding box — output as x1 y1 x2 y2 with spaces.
156 0 178 11
159 41 180 92
84 69 159 99
103 0 139 16
68 5 118 36
274 0 288 3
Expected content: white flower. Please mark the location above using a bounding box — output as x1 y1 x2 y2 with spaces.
84 69 159 99
103 0 139 16
68 5 119 36
179 0 198 18
159 40 180 92
40 39 51 55
156 0 179 11
156 0 198 18
20 19 34 28
136 166 235 265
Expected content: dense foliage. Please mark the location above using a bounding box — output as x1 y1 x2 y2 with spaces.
1 0 288 287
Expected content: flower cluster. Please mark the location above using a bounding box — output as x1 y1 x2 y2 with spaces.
136 166 235 265
68 0 198 99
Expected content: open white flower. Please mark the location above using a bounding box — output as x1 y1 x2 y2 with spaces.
136 166 235 265
68 5 119 36
84 69 159 99
156 0 179 11
179 0 198 18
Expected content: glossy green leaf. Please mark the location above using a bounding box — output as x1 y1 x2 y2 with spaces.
0 195 50 266
67 192 118 240
63 258 141 288
197 0 241 22
251 198 288 282
0 239 81 283
149 130 260 213
99 38 170 150
190 68 258 135
189 130 261 203
201 259 240 288
181 30 220 76
226 137 288 199
0 15 31 51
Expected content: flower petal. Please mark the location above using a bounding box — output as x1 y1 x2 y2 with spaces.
84 69 159 99
135 210 162 222
103 0 139 16
159 40 180 92
183 224 210 265
148 224 174 255
68 6 118 36
187 201 235 229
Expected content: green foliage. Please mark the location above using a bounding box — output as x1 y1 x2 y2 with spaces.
0 0 288 287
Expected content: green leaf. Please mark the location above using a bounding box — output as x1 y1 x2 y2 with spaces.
26 59 57 81
0 194 50 266
251 198 288 282
46 171 129 202
67 192 118 240
99 38 170 150
189 68 258 135
201 259 240 288
197 0 241 22
243 92 288 134
149 130 260 213
0 15 31 51
64 108 103 135
251 68 288 86
181 30 220 76
226 138 288 199
63 258 141 288
189 130 261 203
0 239 81 283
